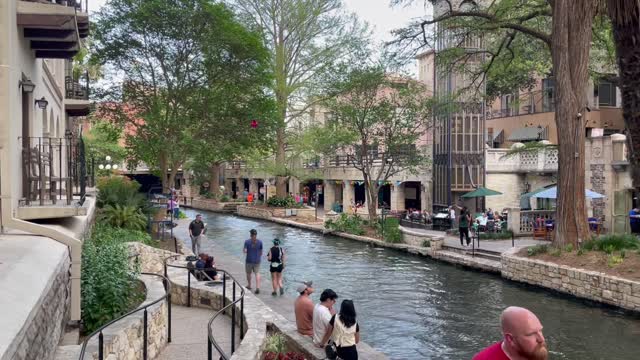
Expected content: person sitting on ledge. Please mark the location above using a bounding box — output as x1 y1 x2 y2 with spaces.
473 306 548 360
294 281 315 336
195 253 220 281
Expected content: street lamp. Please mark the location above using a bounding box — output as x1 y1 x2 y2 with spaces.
98 156 118 171
35 97 48 109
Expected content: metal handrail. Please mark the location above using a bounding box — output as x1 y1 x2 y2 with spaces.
78 272 172 360
163 255 245 360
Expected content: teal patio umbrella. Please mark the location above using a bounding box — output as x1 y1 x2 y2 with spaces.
461 187 503 198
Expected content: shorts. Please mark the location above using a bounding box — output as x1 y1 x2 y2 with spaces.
270 263 283 273
245 262 260 274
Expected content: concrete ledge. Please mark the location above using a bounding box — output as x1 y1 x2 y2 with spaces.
502 248 640 312
55 274 169 360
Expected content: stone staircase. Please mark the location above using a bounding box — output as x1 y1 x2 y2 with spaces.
441 245 502 262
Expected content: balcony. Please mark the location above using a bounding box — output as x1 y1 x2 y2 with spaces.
17 0 89 59
64 67 90 116
18 136 88 220
486 148 558 174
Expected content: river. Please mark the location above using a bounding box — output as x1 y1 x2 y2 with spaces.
187 209 640 359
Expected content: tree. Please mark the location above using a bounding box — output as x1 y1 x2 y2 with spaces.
391 0 604 246
84 118 127 166
606 1 640 189
92 0 267 191
313 66 432 220
232 0 369 197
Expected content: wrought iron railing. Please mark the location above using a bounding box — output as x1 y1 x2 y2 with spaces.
163 255 245 360
519 210 555 234
78 272 172 360
65 70 90 101
20 136 85 206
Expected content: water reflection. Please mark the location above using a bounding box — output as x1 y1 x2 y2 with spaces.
190 210 640 359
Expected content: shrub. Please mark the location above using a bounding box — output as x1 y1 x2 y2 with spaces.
550 247 562 257
379 217 403 243
91 222 153 246
220 194 230 202
422 239 431 247
582 234 640 252
262 333 306 360
81 226 144 333
100 204 147 231
564 244 574 253
96 176 146 209
177 210 187 219
324 213 365 235
527 244 548 257
608 255 624 267
577 248 585 256
267 195 300 208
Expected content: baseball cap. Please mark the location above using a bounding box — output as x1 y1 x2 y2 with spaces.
250 229 257 235
273 238 281 245
296 281 313 294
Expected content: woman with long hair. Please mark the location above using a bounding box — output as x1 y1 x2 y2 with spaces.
267 238 286 295
320 299 360 360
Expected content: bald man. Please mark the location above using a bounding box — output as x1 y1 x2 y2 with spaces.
473 306 548 360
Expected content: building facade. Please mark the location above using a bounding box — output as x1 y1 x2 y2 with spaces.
0 2 91 354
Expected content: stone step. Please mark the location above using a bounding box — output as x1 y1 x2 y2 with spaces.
442 245 502 262
59 322 79 346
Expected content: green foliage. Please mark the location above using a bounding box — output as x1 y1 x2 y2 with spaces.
324 213 365 236
479 230 514 240
90 222 153 246
422 239 431 248
96 176 145 209
577 248 585 256
527 244 548 257
564 244 574 253
177 210 187 219
608 255 624 267
378 217 403 243
264 333 287 354
549 247 562 257
220 195 231 202
100 204 147 231
582 234 640 252
81 224 144 334
267 196 301 208
84 120 126 166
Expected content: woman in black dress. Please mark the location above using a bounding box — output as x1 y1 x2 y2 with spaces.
267 238 286 295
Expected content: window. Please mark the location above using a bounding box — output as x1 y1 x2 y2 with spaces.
597 81 617 107
542 78 555 112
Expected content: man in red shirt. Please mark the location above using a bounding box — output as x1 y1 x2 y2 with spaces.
294 281 315 336
473 306 548 360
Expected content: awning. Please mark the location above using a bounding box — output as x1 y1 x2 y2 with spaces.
520 185 555 209
461 187 503 198
533 186 606 199
507 127 545 142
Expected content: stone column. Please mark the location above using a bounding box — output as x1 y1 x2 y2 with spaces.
421 180 432 212
324 180 336 212
508 207 521 235
343 181 354 213
390 182 405 211
249 179 258 195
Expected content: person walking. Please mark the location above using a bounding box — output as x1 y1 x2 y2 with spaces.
188 214 206 255
459 206 472 246
629 207 640 234
449 206 457 229
294 281 315 336
473 306 548 360
320 299 360 360
243 229 263 294
267 238 286 296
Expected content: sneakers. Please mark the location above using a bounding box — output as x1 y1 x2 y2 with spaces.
272 291 277 296
255 289 260 294
279 288 284 296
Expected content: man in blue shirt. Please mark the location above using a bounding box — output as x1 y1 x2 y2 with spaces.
629 208 640 234
244 229 263 294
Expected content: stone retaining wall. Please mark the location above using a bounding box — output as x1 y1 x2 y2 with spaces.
502 249 640 312
237 205 273 220
55 275 169 360
5 251 70 360
186 199 246 213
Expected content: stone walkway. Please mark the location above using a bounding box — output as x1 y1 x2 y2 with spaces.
401 226 548 253
156 305 240 360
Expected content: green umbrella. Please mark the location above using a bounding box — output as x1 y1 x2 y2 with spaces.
461 187 503 198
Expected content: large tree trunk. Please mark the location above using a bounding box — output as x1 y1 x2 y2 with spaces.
168 161 181 195
551 0 596 246
274 21 288 198
275 127 287 197
607 0 640 189
208 162 221 198
159 152 169 192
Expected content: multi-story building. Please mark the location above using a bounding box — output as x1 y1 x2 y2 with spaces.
0 0 91 357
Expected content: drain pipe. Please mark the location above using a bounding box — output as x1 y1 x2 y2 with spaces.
0 148 83 321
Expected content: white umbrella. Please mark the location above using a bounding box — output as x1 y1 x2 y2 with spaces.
532 186 605 199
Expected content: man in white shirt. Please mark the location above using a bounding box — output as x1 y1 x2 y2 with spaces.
449 206 457 228
313 289 338 346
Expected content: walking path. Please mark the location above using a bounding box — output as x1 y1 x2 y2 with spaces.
156 303 240 360
401 227 548 253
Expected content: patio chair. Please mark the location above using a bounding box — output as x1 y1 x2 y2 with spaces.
532 218 547 240
486 220 496 233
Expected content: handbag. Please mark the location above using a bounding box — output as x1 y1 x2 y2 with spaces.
324 342 338 360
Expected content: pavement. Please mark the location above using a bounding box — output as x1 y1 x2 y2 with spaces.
400 226 548 254
155 305 240 360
